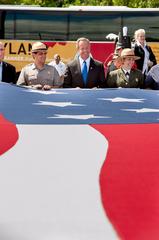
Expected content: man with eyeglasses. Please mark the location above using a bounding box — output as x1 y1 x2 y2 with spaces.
0 41 16 84
17 42 62 90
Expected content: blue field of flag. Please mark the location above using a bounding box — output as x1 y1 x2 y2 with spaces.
0 83 159 124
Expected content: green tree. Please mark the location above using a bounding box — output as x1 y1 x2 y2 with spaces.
1 0 159 7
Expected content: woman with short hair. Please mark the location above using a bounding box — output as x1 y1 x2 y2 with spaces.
133 28 157 78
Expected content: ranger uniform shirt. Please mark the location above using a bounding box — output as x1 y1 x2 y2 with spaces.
17 63 62 87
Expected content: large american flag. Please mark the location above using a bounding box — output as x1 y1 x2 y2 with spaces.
0 82 159 240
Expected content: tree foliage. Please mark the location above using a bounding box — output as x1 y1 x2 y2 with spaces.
0 0 159 7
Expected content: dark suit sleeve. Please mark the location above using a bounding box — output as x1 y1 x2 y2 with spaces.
2 62 16 84
144 74 155 89
89 59 106 88
148 46 157 66
138 71 144 89
134 45 144 71
63 65 72 88
98 63 106 88
9 65 16 84
134 44 157 71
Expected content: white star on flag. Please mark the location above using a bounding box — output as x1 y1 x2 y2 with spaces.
33 101 85 107
24 89 67 95
99 97 145 103
48 114 111 120
122 108 159 113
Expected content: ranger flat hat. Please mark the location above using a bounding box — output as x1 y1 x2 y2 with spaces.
120 48 140 60
31 42 48 52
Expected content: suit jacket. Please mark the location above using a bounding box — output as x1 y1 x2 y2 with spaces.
144 74 159 90
63 58 106 88
134 44 157 72
2 61 16 84
106 68 144 88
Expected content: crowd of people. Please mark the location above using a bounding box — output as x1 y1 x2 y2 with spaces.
106 28 158 89
1 28 158 90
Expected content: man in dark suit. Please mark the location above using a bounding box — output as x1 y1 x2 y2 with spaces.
0 42 16 84
63 37 106 88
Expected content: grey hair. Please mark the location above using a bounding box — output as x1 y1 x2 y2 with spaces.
76 37 90 49
134 29 145 40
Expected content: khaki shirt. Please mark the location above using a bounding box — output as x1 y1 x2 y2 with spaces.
17 63 62 87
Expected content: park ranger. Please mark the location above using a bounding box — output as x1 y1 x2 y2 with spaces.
17 42 62 90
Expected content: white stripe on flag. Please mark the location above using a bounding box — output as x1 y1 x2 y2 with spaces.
0 125 117 240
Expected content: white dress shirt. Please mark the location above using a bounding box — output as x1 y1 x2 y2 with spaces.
48 61 66 77
79 56 90 73
136 41 150 74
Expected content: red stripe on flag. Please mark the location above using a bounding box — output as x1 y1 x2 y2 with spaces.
0 114 18 156
92 123 159 240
